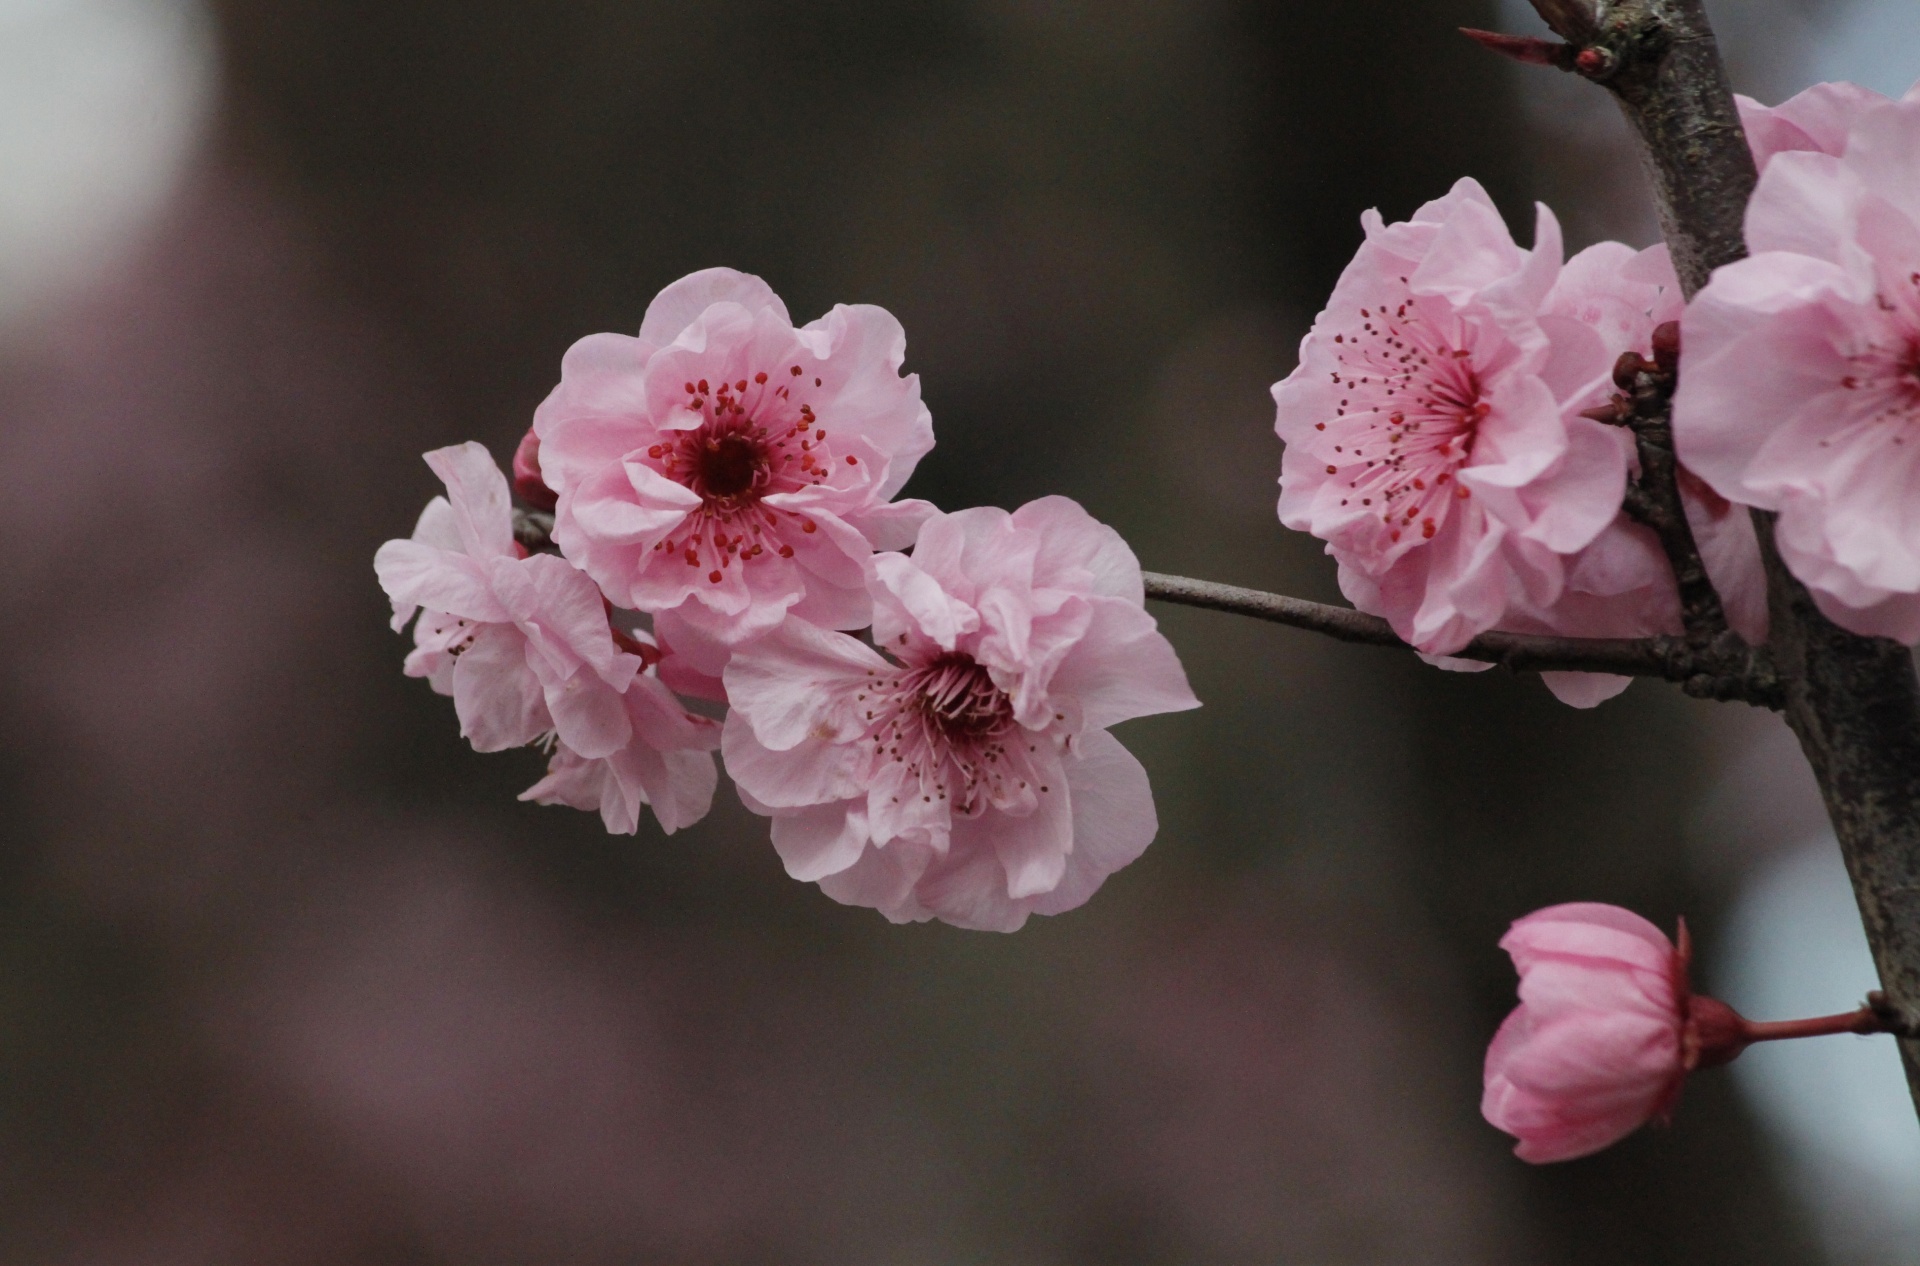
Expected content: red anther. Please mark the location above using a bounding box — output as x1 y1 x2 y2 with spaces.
1421 519 1437 539
735 379 747 392
846 455 858 465
1326 464 1338 475
790 365 802 376
1651 320 1681 372
709 570 723 583
754 371 768 383
778 545 795 558
685 382 696 393
698 379 710 393
801 520 817 533
511 427 559 512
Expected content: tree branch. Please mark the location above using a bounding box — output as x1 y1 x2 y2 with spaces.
1542 0 1920 1114
1142 572 1779 704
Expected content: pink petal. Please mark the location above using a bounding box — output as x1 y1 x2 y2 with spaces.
450 624 549 752
722 619 887 751
373 539 510 627
1028 728 1157 917
1540 672 1633 708
1013 495 1146 602
638 267 789 347
1046 598 1199 730
422 442 516 560
767 800 870 882
871 552 980 652
842 497 939 551
720 713 864 810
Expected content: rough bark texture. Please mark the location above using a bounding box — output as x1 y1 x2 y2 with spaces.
1582 0 1755 296
1580 0 1920 1109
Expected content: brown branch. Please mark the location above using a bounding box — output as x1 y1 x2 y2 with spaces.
1593 324 1739 651
1584 0 1757 298
1142 572 1779 704
1530 0 1920 1114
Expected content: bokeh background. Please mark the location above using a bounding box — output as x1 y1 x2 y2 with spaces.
0 0 1915 1261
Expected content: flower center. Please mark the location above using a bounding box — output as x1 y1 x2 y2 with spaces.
644 368 853 585
689 429 767 501
907 654 1015 743
1324 290 1486 546
859 650 1041 816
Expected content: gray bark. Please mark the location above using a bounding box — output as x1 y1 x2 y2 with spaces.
1574 0 1920 1112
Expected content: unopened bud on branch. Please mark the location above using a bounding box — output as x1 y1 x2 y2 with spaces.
1483 902 1901 1163
512 427 558 512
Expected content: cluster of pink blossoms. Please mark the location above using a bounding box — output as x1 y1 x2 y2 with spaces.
378 269 1197 930
1275 78 1920 701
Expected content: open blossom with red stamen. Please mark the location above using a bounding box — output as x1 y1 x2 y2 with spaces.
1678 92 1920 641
532 268 937 666
374 443 646 758
720 498 1198 932
1273 178 1630 655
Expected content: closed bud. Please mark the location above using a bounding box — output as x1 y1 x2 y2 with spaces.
512 427 558 511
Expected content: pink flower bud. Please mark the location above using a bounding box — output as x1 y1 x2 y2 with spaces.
1484 901 1903 1162
1482 903 1693 1163
512 426 557 511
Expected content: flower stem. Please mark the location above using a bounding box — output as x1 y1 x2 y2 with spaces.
1742 1007 1890 1045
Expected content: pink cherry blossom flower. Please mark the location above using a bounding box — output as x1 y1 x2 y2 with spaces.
1677 94 1920 641
1274 178 1631 656
375 442 644 758
1737 80 1905 171
519 634 721 836
720 497 1198 932
1482 903 1692 1163
1484 901 1898 1162
532 268 938 660
1496 243 1767 707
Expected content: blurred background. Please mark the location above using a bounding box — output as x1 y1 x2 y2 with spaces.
0 0 1913 1261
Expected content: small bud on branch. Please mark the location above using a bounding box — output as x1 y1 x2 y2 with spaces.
1457 28 1576 70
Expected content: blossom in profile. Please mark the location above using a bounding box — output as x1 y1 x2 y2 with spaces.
520 635 721 836
720 498 1198 932
374 442 644 758
1483 901 1896 1162
1273 178 1630 656
532 268 937 660
1677 93 1920 641
1483 903 1691 1163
